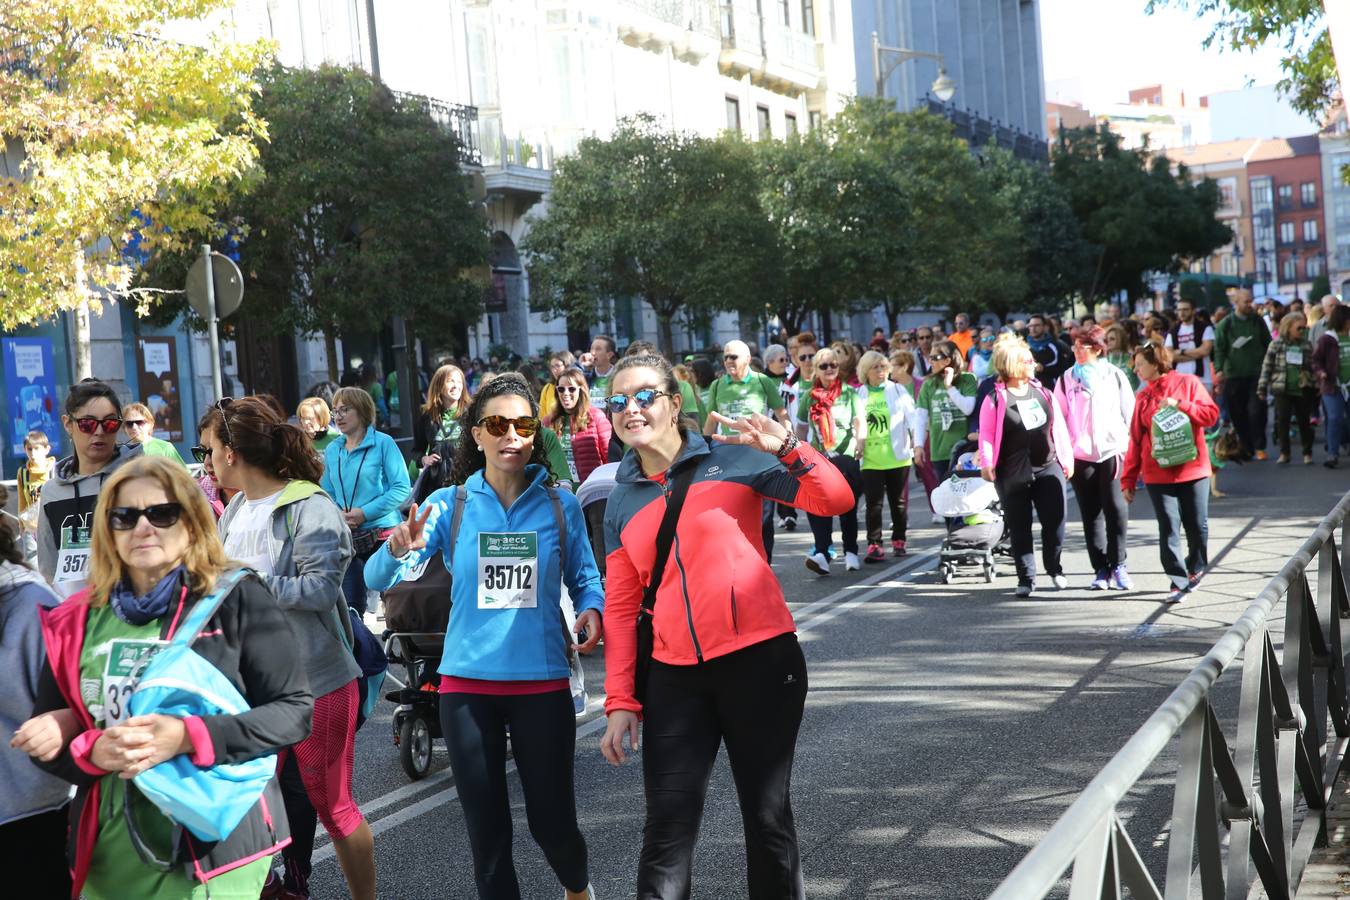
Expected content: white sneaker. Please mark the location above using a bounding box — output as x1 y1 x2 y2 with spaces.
844 552 861 571
805 552 830 575
930 512 944 525
1051 574 1068 590
564 885 596 899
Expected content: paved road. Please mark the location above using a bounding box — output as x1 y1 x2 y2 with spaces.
306 458 1347 899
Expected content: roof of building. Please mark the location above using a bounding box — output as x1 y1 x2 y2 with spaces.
1247 134 1321 161
1164 138 1261 166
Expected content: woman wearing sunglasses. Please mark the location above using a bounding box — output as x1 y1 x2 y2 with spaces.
204 398 375 900
120 403 188 465
545 367 613 491
18 456 310 900
914 340 978 480
321 387 411 615
795 346 866 573
37 379 145 599
365 373 604 900
599 354 853 899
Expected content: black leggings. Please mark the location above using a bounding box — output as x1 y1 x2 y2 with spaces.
862 465 909 544
1273 390 1315 457
806 454 862 556
1069 456 1129 572
440 690 588 899
638 634 808 900
995 463 1066 584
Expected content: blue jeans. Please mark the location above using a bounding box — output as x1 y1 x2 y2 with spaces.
342 548 375 616
1324 393 1348 459
1145 478 1209 589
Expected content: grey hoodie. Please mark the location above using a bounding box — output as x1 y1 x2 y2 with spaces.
218 481 361 697
37 443 144 597
0 560 72 825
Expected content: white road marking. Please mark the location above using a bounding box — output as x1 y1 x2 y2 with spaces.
314 547 941 859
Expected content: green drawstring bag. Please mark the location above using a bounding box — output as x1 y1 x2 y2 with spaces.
1151 405 1198 468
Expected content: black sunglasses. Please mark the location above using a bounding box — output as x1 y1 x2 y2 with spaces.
606 389 670 415
797 352 814 361
723 354 741 362
109 502 183 531
816 362 839 371
74 416 122 435
928 354 949 362
476 415 539 437
190 445 212 464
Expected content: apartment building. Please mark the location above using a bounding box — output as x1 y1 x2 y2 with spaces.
1165 139 1259 290
1248 135 1327 300
1322 106 1350 296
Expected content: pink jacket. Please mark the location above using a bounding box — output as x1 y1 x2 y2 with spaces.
978 381 1075 477
1052 363 1135 462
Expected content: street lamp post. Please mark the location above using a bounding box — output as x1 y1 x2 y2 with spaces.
871 31 956 102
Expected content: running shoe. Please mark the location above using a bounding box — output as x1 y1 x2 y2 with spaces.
1256 450 1269 461
892 539 907 557
1088 569 1109 591
564 885 597 899
784 517 797 531
1165 587 1188 604
1015 582 1034 597
1109 565 1134 590
1188 571 1204 591
844 552 862 571
806 552 830 575
1304 454 1314 465
865 543 885 563
1051 574 1069 590
1326 458 1340 469
1277 454 1290 465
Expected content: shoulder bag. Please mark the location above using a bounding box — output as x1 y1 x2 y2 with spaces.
633 462 697 706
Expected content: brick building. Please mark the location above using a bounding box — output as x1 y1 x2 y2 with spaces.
1247 135 1328 300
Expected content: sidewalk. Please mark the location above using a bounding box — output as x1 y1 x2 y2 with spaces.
1302 772 1350 898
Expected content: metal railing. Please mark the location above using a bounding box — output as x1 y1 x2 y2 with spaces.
391 91 481 167
989 490 1350 899
619 0 720 37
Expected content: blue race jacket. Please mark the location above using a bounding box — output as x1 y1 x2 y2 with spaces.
364 465 604 680
320 427 411 531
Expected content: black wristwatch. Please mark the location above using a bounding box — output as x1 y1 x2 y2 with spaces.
775 433 800 459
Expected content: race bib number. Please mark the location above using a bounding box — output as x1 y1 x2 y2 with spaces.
478 532 538 610
102 638 167 726
1285 347 1304 366
1016 398 1048 430
54 524 92 598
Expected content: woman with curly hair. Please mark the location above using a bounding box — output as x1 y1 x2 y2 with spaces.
364 374 604 900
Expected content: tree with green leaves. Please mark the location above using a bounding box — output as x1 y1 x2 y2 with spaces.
1146 0 1339 119
1052 125 1233 305
522 115 775 355
0 0 270 378
139 64 488 380
975 147 1095 318
825 101 1020 332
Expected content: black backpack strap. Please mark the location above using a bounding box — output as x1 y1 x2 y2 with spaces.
446 486 467 569
641 461 697 615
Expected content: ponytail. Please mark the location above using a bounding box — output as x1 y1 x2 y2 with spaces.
270 423 325 483
200 396 324 483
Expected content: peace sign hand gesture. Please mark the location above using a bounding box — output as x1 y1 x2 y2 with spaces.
388 503 432 559
708 411 788 455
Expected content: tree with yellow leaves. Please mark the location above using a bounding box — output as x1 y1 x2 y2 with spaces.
0 1 271 378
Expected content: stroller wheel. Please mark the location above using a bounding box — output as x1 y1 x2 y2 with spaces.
983 560 995 583
399 713 434 781
939 564 953 585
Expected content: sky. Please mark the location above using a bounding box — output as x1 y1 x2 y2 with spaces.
1039 0 1292 110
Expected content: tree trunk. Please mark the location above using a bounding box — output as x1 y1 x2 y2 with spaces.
72 250 92 381
655 309 676 359
323 326 340 382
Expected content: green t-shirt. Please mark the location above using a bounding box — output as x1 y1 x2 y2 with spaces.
558 420 579 483
1283 342 1306 396
537 425 575 487
917 372 978 465
588 367 616 409
141 437 186 466
677 380 706 429
1338 335 1350 384
707 372 785 435
79 605 269 900
312 429 340 455
434 409 464 445
795 388 864 456
1107 353 1139 391
861 385 905 471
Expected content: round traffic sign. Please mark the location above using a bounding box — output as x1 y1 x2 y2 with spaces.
186 252 244 320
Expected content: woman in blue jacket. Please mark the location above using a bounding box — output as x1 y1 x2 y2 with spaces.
321 386 411 614
365 373 603 900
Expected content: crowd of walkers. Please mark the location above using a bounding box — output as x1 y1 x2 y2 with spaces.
2 288 1345 899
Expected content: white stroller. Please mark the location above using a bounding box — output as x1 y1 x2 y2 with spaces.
929 446 1007 584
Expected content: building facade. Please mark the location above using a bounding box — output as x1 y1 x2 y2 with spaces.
855 0 1045 139
1247 135 1327 301
1321 106 1350 296
1165 139 1259 292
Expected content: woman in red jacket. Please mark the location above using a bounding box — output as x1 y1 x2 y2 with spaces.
1120 342 1220 604
544 367 613 489
598 353 853 900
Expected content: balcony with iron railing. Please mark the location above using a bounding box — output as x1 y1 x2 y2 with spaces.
719 2 820 91
617 0 720 62
392 91 481 168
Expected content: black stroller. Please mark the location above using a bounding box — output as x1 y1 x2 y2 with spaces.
381 552 452 780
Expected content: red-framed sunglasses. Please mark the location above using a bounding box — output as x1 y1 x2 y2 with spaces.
73 416 122 435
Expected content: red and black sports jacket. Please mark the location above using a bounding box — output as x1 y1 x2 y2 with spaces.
601 433 855 714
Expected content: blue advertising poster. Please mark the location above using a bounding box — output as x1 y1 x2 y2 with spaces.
3 337 63 459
